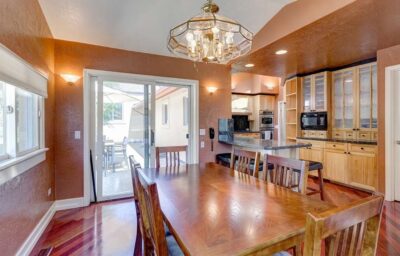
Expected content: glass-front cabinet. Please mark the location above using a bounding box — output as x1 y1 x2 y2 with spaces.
332 63 377 140
301 72 328 112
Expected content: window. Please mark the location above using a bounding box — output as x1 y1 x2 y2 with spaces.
162 103 168 125
0 81 43 160
103 103 123 123
183 96 189 126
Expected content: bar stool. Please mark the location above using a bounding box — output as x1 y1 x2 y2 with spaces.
305 161 325 201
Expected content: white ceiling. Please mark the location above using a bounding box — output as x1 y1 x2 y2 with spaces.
38 0 293 58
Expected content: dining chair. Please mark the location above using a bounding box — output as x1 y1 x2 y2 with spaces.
230 148 261 178
262 154 309 194
303 194 384 256
128 155 143 256
135 167 184 256
156 146 187 168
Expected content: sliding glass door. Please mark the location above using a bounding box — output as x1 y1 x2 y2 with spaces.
89 76 192 201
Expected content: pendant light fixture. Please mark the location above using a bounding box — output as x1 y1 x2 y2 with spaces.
167 0 253 63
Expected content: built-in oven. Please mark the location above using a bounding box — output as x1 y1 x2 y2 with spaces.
301 112 328 130
259 110 274 129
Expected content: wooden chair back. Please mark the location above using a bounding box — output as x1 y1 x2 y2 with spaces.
128 155 143 255
135 167 169 256
156 146 187 168
230 148 261 178
128 155 142 201
263 154 309 194
304 194 384 256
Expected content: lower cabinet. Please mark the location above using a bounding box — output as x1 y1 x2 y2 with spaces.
347 151 377 191
297 139 377 191
324 149 348 184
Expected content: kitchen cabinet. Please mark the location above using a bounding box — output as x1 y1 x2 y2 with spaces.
301 72 329 112
332 63 377 140
297 139 377 191
324 143 348 184
234 132 261 139
285 77 301 141
347 145 377 191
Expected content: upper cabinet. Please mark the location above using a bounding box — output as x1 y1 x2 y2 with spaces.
332 63 377 139
301 72 329 112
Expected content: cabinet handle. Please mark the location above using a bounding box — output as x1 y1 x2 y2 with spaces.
361 147 364 150
333 145 336 147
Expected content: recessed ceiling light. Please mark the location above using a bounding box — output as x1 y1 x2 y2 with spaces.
245 63 255 68
275 49 288 55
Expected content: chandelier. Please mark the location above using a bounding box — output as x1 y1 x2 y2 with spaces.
167 0 253 63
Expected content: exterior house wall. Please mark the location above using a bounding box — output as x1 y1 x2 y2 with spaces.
155 88 189 147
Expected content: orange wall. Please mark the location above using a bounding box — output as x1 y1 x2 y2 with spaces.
54 40 232 199
252 0 356 52
376 44 400 193
231 72 280 94
0 0 55 255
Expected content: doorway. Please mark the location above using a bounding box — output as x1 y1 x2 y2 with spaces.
385 64 400 201
84 70 199 202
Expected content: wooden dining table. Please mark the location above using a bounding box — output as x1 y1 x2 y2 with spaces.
140 163 333 256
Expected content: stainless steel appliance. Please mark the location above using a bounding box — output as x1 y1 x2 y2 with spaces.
261 130 274 140
259 110 274 130
300 112 328 130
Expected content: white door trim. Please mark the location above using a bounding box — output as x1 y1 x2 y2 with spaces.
83 69 199 204
384 64 400 201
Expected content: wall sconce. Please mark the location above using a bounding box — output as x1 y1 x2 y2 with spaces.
265 83 275 90
207 87 218 95
60 74 80 85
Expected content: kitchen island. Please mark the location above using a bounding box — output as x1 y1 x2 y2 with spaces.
219 137 311 158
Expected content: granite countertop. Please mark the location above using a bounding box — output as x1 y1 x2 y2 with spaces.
296 137 377 145
234 130 261 133
219 137 312 150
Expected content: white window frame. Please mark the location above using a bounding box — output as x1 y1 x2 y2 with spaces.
0 44 48 186
161 102 169 127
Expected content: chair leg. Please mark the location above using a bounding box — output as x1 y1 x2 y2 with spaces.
318 168 325 201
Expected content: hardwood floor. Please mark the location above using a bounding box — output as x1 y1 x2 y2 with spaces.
31 178 399 256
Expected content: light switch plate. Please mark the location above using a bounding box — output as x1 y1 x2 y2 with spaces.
74 131 81 139
200 129 206 136
200 141 205 148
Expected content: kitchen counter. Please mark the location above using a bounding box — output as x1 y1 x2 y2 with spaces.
296 137 377 145
219 137 311 150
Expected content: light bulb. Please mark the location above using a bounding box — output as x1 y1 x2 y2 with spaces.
211 27 219 34
185 32 194 42
225 32 234 44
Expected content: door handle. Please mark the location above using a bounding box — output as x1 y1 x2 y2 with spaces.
396 140 400 145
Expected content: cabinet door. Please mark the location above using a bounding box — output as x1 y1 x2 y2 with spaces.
324 149 348 183
299 148 310 160
359 66 372 129
348 151 377 191
303 76 312 112
309 148 324 163
333 72 344 128
343 70 355 129
314 73 326 111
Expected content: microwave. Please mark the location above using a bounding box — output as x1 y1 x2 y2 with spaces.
301 112 328 130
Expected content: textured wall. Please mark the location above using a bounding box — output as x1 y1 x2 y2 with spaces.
0 0 55 255
54 40 231 199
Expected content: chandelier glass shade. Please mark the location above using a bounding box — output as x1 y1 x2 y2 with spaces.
167 0 253 63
